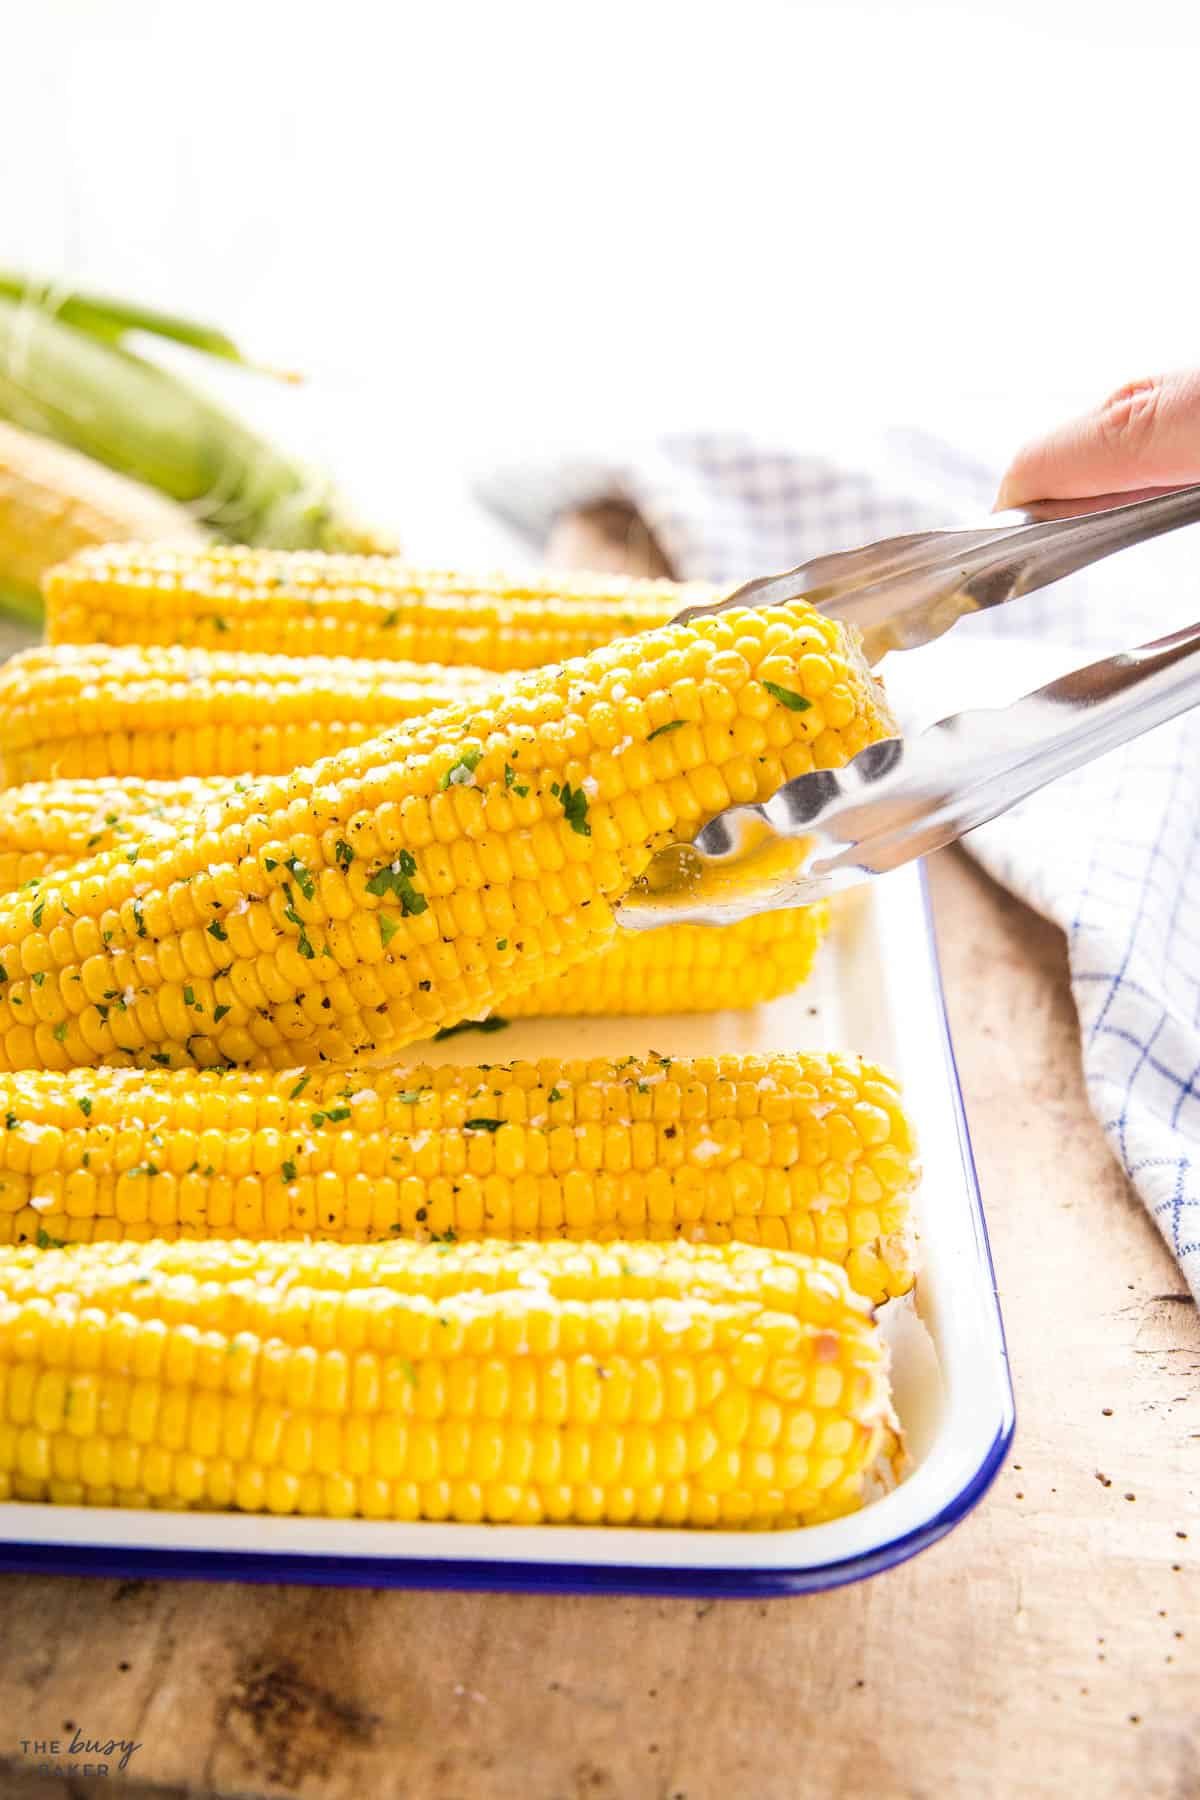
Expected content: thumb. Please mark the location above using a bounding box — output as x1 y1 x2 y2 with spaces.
996 371 1200 510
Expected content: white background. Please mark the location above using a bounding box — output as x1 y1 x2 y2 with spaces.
6 0 1200 562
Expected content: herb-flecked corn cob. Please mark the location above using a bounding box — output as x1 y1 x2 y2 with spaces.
0 420 206 618
0 776 229 893
44 545 714 670
0 644 496 783
0 1055 917 1302
0 775 830 1016
0 598 895 1070
0 1235 901 1525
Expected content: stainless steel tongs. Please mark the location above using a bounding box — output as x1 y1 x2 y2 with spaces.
615 481 1200 929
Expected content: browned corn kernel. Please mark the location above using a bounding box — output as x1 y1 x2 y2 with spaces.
45 544 715 668
0 1054 917 1302
0 1235 902 1526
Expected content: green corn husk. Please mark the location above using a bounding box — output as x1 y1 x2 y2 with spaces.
0 280 388 554
0 274 283 371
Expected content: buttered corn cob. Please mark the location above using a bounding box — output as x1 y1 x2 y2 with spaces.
0 1055 917 1302
0 597 895 1070
0 775 830 1014
504 905 829 1015
0 1235 901 1525
0 644 496 784
0 776 229 893
44 545 713 669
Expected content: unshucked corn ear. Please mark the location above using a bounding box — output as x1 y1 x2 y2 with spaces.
0 291 387 553
0 419 206 618
0 1055 918 1303
0 597 896 1071
0 1234 901 1526
44 544 714 669
0 644 496 783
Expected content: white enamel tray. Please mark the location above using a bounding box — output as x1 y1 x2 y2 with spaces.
0 862 1013 1596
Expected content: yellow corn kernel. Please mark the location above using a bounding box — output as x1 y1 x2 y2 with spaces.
0 645 496 784
44 545 718 670
0 1235 901 1527
0 776 229 896
506 903 829 1015
0 599 895 1068
0 1054 918 1301
0 776 830 1013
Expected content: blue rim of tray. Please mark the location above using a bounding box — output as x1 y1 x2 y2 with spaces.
0 867 1014 1596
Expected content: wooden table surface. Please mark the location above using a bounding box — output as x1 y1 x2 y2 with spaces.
2 521 1198 1800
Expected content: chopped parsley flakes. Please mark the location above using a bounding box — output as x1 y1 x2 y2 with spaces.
762 680 812 713
285 856 315 899
366 849 427 916
433 1016 509 1041
439 748 482 790
550 781 591 836
282 886 315 958
311 1106 352 1128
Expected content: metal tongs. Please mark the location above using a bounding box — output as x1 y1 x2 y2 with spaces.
616 481 1200 928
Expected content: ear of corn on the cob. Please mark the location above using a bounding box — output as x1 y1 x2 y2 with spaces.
0 598 894 1070
0 776 229 893
0 644 496 783
0 1053 917 1302
0 1234 901 1525
502 904 829 1016
0 419 206 615
0 775 830 1017
44 545 713 669
0 292 387 553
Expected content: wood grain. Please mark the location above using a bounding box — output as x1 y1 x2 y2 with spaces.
0 518 1197 1800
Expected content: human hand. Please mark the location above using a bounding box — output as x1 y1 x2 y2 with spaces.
997 372 1200 510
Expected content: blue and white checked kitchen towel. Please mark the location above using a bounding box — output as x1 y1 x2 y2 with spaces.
480 429 1200 1301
